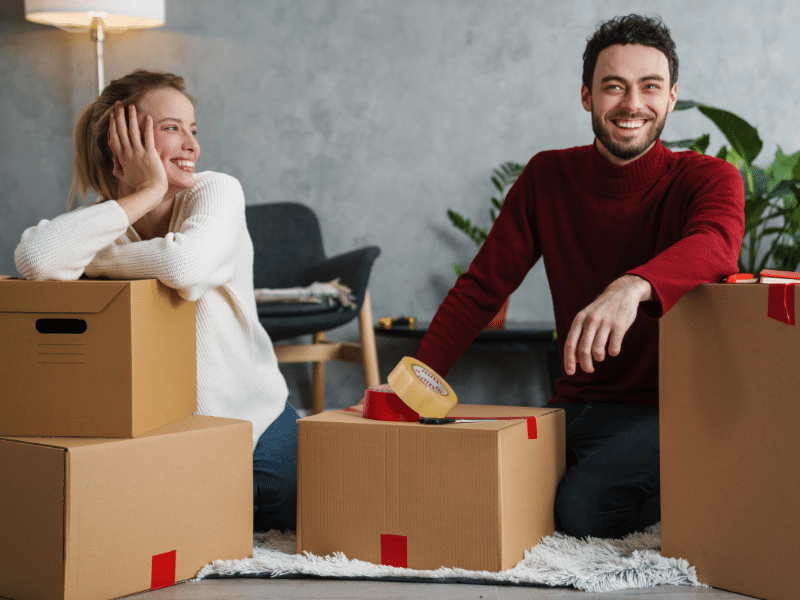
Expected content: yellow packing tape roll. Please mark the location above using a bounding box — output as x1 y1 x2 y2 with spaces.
387 357 457 418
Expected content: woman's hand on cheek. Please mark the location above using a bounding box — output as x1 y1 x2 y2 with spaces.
108 103 168 207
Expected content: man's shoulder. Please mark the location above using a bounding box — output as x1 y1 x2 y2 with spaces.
667 148 741 181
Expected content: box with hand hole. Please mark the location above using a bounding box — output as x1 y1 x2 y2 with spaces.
0 278 196 437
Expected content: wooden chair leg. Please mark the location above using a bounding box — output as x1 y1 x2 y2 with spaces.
358 290 380 388
312 331 326 414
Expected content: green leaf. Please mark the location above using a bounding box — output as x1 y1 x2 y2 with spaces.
663 136 707 151
769 180 800 208
697 105 762 165
447 210 486 246
726 148 746 171
716 145 729 160
691 134 711 155
674 99 701 110
747 165 771 199
767 147 800 185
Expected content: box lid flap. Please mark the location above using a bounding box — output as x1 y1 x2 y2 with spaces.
0 279 130 314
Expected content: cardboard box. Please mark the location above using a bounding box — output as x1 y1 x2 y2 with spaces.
0 415 253 600
660 283 800 600
0 279 196 437
297 404 565 572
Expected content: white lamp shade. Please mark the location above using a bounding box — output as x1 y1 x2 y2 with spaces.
24 0 165 30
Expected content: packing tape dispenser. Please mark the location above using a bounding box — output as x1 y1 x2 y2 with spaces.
386 356 458 418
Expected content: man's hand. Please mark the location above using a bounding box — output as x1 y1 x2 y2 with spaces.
563 275 653 375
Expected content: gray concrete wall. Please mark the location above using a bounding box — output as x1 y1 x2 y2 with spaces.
2 0 799 411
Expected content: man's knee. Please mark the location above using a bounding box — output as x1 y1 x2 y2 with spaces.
555 474 604 538
555 473 658 539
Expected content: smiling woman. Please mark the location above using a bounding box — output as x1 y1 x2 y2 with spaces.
14 69 299 534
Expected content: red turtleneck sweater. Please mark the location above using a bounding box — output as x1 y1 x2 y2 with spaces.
416 140 745 406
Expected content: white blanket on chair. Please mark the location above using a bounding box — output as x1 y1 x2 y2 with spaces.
254 279 355 308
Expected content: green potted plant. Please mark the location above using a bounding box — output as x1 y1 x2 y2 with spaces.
665 100 800 273
447 161 524 328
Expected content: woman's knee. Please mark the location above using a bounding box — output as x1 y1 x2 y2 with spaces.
254 468 297 531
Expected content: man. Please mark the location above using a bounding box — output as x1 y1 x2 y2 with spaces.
412 15 745 538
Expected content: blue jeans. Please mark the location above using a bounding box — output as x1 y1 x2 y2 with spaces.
549 402 660 539
253 400 298 532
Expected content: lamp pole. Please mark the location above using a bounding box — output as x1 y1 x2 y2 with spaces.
89 16 105 97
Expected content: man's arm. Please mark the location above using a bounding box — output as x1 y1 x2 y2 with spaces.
415 160 540 377
564 156 744 376
562 274 652 375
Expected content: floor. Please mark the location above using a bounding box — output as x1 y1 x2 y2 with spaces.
125 578 757 600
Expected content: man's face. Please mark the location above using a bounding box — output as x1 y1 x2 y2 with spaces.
581 44 677 165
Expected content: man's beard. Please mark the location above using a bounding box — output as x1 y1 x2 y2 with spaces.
592 109 667 161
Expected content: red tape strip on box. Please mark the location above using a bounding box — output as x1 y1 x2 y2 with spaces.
527 416 537 439
151 550 176 590
363 388 419 422
768 283 796 325
381 534 408 568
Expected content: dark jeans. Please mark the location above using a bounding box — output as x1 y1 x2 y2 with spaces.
549 401 660 539
253 400 298 532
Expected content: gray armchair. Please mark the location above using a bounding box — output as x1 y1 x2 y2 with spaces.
246 202 381 413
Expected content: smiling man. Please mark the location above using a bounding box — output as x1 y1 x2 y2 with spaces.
411 15 745 538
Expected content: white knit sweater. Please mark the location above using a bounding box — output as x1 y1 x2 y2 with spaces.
15 171 288 448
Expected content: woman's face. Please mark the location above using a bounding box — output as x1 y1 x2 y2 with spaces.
136 87 200 195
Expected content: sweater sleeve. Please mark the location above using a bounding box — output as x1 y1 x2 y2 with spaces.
85 173 246 301
628 157 745 317
14 200 131 281
415 163 541 377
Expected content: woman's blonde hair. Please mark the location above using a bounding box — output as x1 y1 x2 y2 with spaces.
69 69 194 207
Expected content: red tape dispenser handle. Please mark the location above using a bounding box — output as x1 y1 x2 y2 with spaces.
363 388 420 422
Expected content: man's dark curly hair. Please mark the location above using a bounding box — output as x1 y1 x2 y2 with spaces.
582 14 678 91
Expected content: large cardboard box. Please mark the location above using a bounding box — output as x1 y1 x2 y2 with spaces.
660 283 800 600
0 279 196 437
297 404 565 572
0 415 253 600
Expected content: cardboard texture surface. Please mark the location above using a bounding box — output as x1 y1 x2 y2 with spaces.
297 405 565 572
0 415 253 600
0 279 197 437
660 284 800 600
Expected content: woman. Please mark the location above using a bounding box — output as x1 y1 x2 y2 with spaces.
15 70 297 532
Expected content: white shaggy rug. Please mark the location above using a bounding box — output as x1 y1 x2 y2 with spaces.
196 523 705 593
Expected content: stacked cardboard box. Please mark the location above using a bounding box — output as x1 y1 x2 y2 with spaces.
0 279 254 600
660 283 800 600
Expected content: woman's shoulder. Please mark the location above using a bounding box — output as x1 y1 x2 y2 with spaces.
183 171 246 205
189 170 244 192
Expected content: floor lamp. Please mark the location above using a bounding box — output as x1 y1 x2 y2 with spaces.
24 0 165 97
